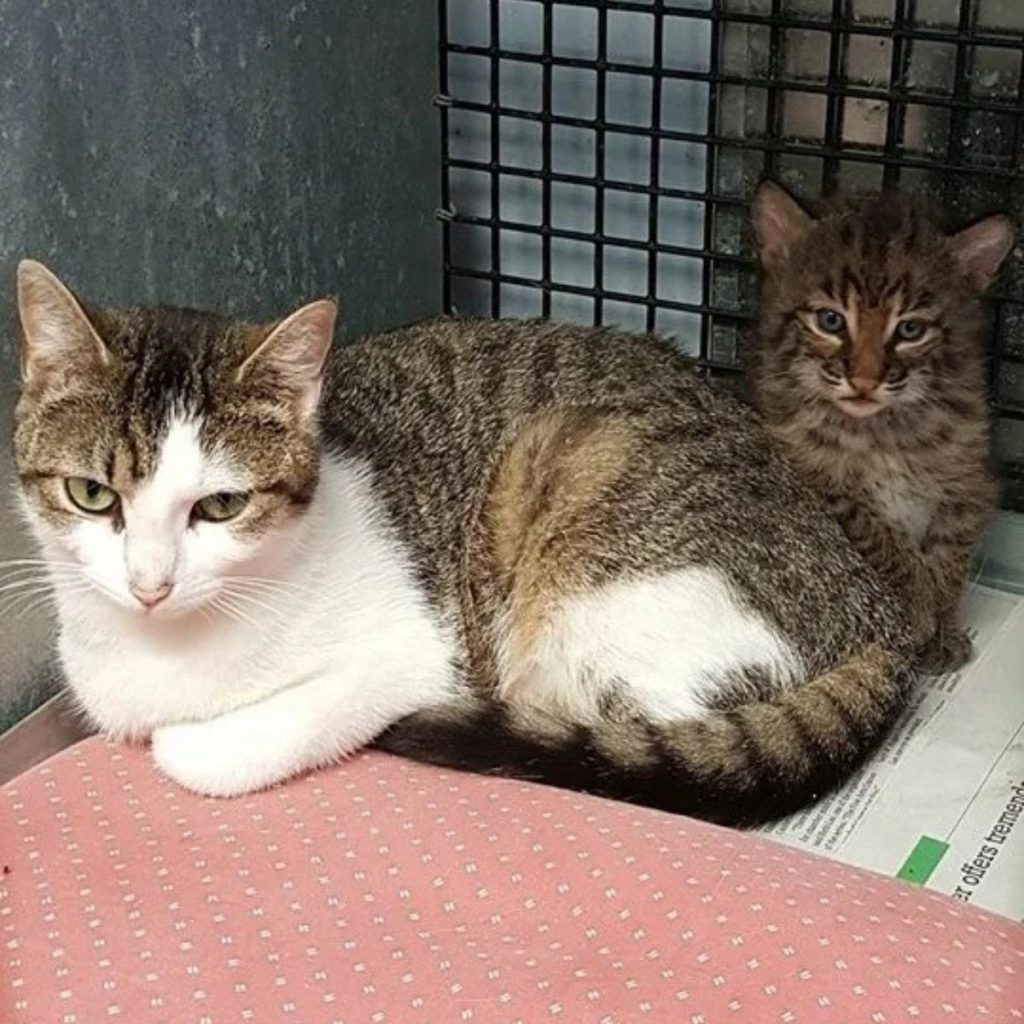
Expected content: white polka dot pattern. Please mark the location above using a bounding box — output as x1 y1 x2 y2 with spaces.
1 738 1022 1022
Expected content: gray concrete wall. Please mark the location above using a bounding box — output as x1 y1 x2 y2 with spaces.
0 0 441 730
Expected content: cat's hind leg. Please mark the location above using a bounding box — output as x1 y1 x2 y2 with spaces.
497 566 801 724
485 408 802 723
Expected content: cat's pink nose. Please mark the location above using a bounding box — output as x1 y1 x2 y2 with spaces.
130 581 174 608
849 376 880 396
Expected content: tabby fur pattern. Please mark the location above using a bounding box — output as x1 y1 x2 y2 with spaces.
12 261 917 825
751 184 1013 673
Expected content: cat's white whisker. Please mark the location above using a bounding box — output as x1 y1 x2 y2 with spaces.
0 565 79 580
0 582 64 605
217 585 290 623
0 569 80 586
0 558 80 568
221 583 303 609
226 583 304 607
212 594 261 632
226 574 304 593
0 590 54 619
206 596 237 625
4 580 92 621
220 576 294 597
77 575 125 605
0 575 80 601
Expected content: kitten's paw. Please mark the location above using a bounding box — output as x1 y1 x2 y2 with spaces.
914 627 973 676
906 603 939 653
152 718 286 797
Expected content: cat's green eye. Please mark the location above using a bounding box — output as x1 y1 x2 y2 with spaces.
65 477 118 514
815 308 847 335
193 491 250 523
895 318 926 342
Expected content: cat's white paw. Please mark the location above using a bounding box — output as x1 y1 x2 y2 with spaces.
151 717 287 797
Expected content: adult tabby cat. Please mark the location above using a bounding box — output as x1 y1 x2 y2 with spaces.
751 184 1013 673
12 260 915 825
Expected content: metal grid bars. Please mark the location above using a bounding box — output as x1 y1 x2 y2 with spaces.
438 0 1024 509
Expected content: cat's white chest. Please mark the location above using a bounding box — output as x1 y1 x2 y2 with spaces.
57 459 458 742
870 476 937 547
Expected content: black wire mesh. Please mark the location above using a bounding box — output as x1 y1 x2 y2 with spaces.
438 0 1024 509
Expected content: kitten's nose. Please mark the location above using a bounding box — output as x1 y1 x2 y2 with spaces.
849 376 880 396
130 581 174 608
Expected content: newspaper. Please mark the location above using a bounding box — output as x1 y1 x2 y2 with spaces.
761 583 1024 921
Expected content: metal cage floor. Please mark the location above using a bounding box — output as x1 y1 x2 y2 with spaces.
437 0 1024 509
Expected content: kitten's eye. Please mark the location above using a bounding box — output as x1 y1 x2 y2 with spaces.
65 478 118 514
193 492 250 523
895 318 926 342
815 309 847 334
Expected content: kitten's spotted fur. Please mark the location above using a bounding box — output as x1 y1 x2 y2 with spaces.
13 260 916 825
751 185 1013 673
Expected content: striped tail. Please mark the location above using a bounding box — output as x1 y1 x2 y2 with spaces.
376 644 915 827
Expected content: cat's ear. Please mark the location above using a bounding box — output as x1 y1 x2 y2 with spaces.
237 298 337 419
16 260 111 384
948 214 1015 291
752 182 812 271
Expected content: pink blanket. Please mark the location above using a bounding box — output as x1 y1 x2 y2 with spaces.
3 738 1021 1022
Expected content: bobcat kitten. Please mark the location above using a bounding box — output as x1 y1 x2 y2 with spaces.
751 184 1013 673
13 261 915 825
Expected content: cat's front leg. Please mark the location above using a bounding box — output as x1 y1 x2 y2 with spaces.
914 494 993 674
151 699 330 798
827 493 938 647
914 617 972 675
152 665 447 796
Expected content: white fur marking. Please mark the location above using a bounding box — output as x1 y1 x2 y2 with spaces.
124 416 214 591
871 479 937 547
499 567 801 723
53 455 457 796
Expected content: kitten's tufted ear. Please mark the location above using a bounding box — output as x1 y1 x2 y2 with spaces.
237 298 337 420
752 182 813 271
949 214 1015 292
16 260 111 384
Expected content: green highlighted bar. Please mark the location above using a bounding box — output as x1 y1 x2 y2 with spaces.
897 835 950 885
